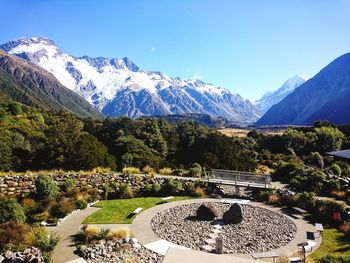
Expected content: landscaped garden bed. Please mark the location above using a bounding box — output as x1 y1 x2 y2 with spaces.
151 202 296 254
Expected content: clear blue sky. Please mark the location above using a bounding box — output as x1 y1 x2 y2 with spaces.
1 0 350 100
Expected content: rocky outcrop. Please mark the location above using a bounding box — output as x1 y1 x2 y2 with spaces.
223 203 243 224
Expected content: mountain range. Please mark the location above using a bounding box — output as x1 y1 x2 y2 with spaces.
256 52 350 125
0 37 261 125
255 75 307 114
0 49 100 118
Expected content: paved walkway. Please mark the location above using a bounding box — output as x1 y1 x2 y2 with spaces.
131 198 322 262
49 206 130 263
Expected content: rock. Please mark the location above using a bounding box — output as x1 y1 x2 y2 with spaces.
196 203 219 220
223 203 243 224
3 251 13 259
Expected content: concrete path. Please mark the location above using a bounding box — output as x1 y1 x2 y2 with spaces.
49 207 99 263
49 205 131 263
131 198 322 261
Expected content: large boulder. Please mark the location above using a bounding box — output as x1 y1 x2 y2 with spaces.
223 203 243 224
196 203 219 220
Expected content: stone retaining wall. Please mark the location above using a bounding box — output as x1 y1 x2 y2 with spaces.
0 173 188 196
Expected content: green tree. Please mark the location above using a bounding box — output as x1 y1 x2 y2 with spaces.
44 113 83 169
72 133 116 170
313 127 344 153
35 175 59 198
0 198 26 223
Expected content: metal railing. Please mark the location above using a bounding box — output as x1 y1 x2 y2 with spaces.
206 169 271 188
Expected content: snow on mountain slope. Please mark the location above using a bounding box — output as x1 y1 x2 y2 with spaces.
256 75 308 114
0 37 261 124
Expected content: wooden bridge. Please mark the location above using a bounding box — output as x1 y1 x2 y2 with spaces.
205 169 271 189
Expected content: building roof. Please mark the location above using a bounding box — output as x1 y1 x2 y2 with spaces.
326 149 350 159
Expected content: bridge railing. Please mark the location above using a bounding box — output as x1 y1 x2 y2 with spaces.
206 169 271 188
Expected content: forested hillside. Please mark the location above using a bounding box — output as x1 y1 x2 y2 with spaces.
0 96 256 172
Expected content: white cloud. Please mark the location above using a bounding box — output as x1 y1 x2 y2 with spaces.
150 46 156 53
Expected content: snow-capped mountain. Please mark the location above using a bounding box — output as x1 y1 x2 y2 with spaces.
0 37 261 124
255 75 308 113
256 52 350 125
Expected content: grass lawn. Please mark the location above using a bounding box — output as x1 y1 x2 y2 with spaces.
310 228 350 261
83 196 191 224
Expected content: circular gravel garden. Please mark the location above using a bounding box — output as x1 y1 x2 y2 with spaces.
151 202 297 254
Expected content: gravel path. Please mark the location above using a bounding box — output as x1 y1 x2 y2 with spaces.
151 202 296 254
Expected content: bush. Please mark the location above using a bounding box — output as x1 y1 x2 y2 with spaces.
0 221 29 252
51 199 75 218
162 179 183 195
172 169 186 176
267 194 280 205
62 178 76 192
0 198 26 223
189 163 202 177
339 222 350 240
108 227 131 240
159 167 173 175
25 226 60 262
83 225 100 242
184 181 195 195
142 165 154 175
330 164 342 176
115 183 134 199
75 199 88 210
194 187 206 197
296 192 316 211
122 167 140 175
152 183 161 195
330 191 347 200
31 210 50 222
21 198 37 211
35 175 59 198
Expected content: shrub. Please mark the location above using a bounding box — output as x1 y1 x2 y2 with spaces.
31 210 50 222
62 178 76 192
297 192 316 210
184 181 195 195
25 226 60 262
21 198 37 210
115 183 134 199
83 225 100 242
98 228 110 240
92 167 111 174
339 222 350 240
142 165 154 175
330 164 342 176
189 163 202 177
51 199 76 218
122 167 140 175
330 191 347 200
172 168 186 176
152 183 161 195
75 199 88 210
0 198 26 223
35 175 59 198
87 188 100 202
0 221 29 251
108 227 131 240
159 167 173 175
267 194 280 205
162 179 183 195
194 187 206 197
